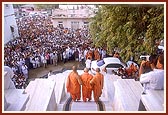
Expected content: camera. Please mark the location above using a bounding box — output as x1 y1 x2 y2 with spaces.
140 55 150 61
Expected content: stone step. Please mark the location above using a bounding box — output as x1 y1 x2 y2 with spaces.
71 100 98 111
5 89 29 111
25 79 56 111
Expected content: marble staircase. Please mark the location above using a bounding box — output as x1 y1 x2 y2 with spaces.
4 69 144 112
24 78 56 111
4 89 29 111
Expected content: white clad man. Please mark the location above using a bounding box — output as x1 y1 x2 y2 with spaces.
35 56 40 68
63 50 66 63
48 70 54 77
84 48 88 60
53 52 58 66
85 57 92 70
49 52 54 65
21 63 29 80
101 49 106 59
140 53 164 90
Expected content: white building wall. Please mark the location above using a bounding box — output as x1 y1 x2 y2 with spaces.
52 6 92 30
52 18 88 29
3 4 19 44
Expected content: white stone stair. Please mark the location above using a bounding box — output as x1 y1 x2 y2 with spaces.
71 100 98 111
24 79 56 111
4 89 29 111
56 70 117 111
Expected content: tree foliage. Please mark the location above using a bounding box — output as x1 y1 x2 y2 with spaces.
90 4 164 63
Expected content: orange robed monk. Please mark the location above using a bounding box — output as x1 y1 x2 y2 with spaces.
94 48 100 60
66 66 83 102
90 68 104 102
80 68 93 102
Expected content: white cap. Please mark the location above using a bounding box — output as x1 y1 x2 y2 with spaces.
158 45 164 50
158 40 164 50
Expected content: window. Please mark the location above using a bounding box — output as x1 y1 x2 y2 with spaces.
71 21 79 30
84 22 89 24
106 64 124 68
58 21 63 24
70 14 75 17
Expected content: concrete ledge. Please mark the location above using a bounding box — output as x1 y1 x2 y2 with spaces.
25 79 56 111
140 89 164 111
113 79 143 111
4 89 29 111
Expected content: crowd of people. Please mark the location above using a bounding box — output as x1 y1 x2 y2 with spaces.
4 12 164 91
113 50 164 90
4 14 107 89
107 47 164 82
113 63 139 79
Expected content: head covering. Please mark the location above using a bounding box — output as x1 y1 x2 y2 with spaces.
158 40 164 50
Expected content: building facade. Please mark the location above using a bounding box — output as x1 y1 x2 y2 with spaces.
3 4 19 44
52 5 95 30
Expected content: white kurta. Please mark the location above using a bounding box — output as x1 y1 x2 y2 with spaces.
140 69 164 90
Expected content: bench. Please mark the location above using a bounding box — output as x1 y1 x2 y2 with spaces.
113 79 143 111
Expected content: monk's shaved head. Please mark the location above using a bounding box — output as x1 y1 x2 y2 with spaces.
96 68 100 72
84 68 89 72
72 66 77 72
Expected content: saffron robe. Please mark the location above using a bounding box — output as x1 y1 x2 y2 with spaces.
90 72 104 102
66 71 82 101
81 72 93 102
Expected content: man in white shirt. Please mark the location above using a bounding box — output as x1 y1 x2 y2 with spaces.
48 70 53 78
140 54 164 90
85 57 92 70
21 63 29 79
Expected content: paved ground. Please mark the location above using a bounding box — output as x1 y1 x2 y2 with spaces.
28 60 85 82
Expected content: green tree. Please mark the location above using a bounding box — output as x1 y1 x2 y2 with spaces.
90 4 164 63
